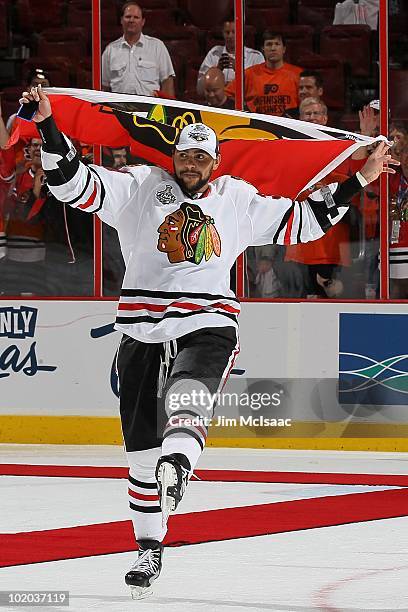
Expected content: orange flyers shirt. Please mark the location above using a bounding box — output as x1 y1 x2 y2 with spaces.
285 222 351 267
283 63 303 79
285 166 357 267
226 62 301 116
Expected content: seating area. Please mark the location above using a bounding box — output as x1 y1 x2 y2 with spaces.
0 0 408 122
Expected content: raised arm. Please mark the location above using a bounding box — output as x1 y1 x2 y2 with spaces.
19 85 137 228
247 142 399 246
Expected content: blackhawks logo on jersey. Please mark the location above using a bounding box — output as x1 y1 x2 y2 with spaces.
157 202 221 264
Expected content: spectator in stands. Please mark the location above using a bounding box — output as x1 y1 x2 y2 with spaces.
389 137 408 298
113 147 127 168
2 137 47 294
27 68 50 89
197 17 263 95
286 71 324 119
202 68 235 109
102 1 175 97
0 97 9 148
0 99 13 263
2 70 51 181
299 71 324 104
102 146 129 170
353 103 383 297
284 103 382 299
79 143 94 165
284 96 352 298
112 147 129 168
6 69 50 131
254 256 281 298
360 102 380 138
102 147 127 295
389 121 408 162
1 134 94 296
225 32 302 116
365 99 380 138
299 97 328 125
333 0 379 30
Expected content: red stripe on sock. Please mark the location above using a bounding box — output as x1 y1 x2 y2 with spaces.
128 488 159 502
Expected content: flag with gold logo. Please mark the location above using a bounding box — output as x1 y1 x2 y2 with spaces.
8 88 385 198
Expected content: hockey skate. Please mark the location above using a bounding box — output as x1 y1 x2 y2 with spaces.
125 540 163 599
156 453 191 527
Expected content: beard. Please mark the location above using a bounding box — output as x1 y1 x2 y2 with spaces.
174 169 212 196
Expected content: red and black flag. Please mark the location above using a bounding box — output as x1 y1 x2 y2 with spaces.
8 88 385 199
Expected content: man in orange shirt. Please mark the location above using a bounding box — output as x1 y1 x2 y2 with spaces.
284 100 376 298
225 31 301 116
284 97 351 297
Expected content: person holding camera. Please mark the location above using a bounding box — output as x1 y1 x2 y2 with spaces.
197 17 263 95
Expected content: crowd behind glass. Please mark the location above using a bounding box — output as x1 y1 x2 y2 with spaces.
0 0 407 299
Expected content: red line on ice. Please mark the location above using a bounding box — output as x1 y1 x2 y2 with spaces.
1 488 407 568
2 465 408 487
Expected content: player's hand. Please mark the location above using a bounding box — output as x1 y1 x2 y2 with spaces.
19 84 52 123
359 141 400 184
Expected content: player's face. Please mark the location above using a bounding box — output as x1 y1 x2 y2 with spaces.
223 22 235 53
157 209 185 253
173 149 220 194
263 37 285 63
121 4 145 37
299 77 322 101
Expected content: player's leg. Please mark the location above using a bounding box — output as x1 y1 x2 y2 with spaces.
156 326 239 524
117 334 166 599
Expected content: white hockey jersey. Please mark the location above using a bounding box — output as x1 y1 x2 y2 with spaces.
41 135 351 343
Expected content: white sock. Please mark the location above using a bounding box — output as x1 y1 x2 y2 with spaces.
161 434 202 472
126 447 166 542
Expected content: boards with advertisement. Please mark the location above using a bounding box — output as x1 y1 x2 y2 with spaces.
0 300 407 450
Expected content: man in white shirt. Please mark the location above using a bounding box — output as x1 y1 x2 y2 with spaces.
102 1 175 97
197 18 263 95
333 0 379 30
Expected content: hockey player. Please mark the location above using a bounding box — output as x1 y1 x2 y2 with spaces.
20 85 398 599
